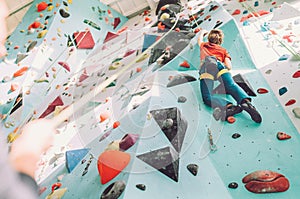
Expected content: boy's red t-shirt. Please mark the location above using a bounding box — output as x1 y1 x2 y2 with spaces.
200 42 231 63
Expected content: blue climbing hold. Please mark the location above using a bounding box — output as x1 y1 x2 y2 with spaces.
254 1 259 7
279 87 288 96
278 54 290 61
66 148 90 173
242 10 248 14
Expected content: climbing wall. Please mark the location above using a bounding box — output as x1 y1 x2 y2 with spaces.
1 0 300 198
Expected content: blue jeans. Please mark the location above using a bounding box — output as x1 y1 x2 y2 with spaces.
200 61 250 108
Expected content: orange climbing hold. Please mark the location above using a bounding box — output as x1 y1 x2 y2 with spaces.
97 150 130 184
13 66 29 78
136 67 142 73
100 113 109 122
277 132 291 140
180 60 190 68
227 116 236 124
10 83 19 92
37 2 48 12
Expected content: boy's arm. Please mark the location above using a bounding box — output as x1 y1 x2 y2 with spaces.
198 29 208 46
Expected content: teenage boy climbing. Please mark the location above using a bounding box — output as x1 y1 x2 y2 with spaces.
198 29 262 123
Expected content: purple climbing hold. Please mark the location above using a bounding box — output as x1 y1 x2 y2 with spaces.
119 133 139 151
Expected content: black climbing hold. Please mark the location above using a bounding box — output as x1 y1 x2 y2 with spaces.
45 15 52 20
213 21 223 29
101 181 126 199
178 96 187 103
67 35 74 47
136 184 146 191
228 182 238 189
187 164 199 176
137 146 179 182
63 1 68 6
167 74 197 88
59 9 70 18
150 107 187 152
232 133 241 139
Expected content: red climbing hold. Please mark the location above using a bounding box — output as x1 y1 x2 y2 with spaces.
28 21 41 30
257 88 268 94
232 9 241 15
97 150 130 184
37 2 48 12
285 99 296 106
277 132 291 140
292 70 300 78
227 116 236 124
113 121 120 129
51 182 62 192
58 61 70 72
180 60 190 68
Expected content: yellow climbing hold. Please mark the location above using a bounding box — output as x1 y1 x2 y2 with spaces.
7 132 20 143
136 53 149 63
109 61 122 70
37 30 48 38
45 188 67 199
68 0 72 4
47 5 54 11
105 140 121 151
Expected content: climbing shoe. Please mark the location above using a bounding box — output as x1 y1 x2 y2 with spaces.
241 101 262 123
213 105 242 121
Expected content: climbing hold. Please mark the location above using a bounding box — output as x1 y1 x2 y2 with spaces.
47 5 54 11
257 88 269 94
228 182 238 189
150 107 187 152
100 181 126 199
45 188 67 199
292 70 300 78
179 60 190 68
73 30 95 49
58 61 70 72
105 140 121 151
27 41 37 52
9 83 19 93
279 87 287 96
103 32 119 43
119 134 139 151
51 182 62 192
136 184 146 191
187 164 198 176
137 146 179 182
277 132 291 140
83 19 101 30
113 121 120 129
177 96 187 103
28 21 41 30
97 150 130 184
100 112 110 122
113 17 121 29
285 99 296 106
232 9 241 15
66 148 90 173
232 133 241 139
13 66 29 78
292 107 300 118
39 96 64 118
136 67 142 73
37 29 48 38
254 1 259 7
242 170 290 193
59 9 70 18
37 2 48 12
227 116 236 123
278 54 289 61
135 53 150 63
167 74 197 88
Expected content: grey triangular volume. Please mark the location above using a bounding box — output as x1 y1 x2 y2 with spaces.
137 146 179 182
166 74 197 87
150 107 188 153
